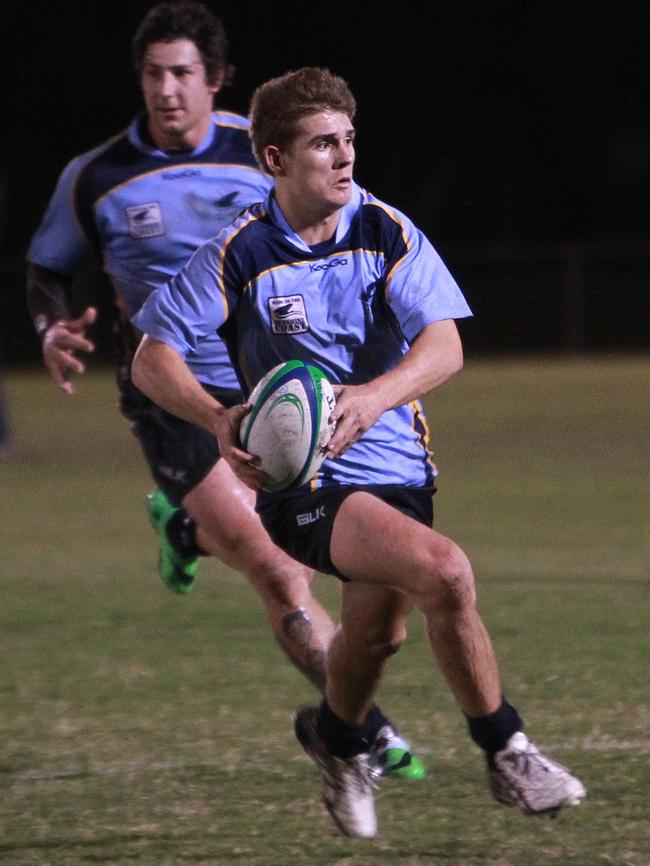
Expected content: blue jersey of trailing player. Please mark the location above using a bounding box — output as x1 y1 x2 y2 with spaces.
133 182 472 490
27 111 273 393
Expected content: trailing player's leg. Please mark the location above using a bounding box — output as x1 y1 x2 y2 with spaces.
183 459 332 687
147 489 199 593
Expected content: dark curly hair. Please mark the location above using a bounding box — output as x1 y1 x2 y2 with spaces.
132 1 233 87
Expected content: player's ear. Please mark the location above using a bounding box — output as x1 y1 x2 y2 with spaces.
207 65 226 94
265 145 284 176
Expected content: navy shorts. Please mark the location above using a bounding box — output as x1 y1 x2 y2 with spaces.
120 379 241 506
257 484 435 581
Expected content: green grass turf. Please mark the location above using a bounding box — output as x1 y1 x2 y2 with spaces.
1 357 648 865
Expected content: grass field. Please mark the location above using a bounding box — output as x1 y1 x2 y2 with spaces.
1 357 648 865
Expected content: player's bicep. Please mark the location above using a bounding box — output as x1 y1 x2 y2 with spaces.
386 232 472 343
28 159 90 272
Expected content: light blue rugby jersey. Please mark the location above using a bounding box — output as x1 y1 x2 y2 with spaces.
134 182 472 491
27 111 273 393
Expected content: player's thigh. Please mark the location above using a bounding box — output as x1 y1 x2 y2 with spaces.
330 491 467 595
182 459 279 563
124 387 220 505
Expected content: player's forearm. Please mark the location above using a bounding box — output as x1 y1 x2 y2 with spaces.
132 335 225 433
26 264 73 339
328 319 463 456
374 318 463 410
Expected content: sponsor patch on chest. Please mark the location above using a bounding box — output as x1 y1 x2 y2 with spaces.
126 202 165 238
268 294 309 334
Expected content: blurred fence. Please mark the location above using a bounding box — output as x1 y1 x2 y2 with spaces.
443 239 649 353
2 239 649 364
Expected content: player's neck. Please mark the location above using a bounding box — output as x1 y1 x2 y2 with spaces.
297 217 340 246
276 194 341 246
147 114 213 152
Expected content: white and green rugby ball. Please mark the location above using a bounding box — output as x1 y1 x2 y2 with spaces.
239 360 337 492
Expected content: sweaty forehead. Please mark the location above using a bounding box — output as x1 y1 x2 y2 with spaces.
143 38 203 69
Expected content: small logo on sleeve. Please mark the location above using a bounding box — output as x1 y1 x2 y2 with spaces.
126 203 165 238
269 295 309 334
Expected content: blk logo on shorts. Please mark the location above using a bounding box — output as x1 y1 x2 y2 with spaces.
296 506 326 527
158 464 187 483
269 295 309 334
127 202 165 238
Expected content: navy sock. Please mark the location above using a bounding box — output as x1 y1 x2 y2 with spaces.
366 705 391 739
316 700 385 758
465 698 523 760
166 508 205 557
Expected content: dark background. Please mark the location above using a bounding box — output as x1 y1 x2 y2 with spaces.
2 0 649 362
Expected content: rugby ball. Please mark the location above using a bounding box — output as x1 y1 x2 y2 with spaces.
239 360 336 492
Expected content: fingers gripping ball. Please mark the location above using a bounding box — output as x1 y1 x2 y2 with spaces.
239 360 336 492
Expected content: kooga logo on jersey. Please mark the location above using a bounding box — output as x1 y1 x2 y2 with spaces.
161 168 202 180
309 257 348 272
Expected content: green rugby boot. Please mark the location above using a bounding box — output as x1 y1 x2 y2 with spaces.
147 490 199 594
374 725 427 780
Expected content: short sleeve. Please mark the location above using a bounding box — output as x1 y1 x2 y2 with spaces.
131 239 229 358
27 156 91 273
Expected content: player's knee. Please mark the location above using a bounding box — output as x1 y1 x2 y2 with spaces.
367 635 406 659
420 540 476 611
362 621 408 659
247 557 312 609
201 519 311 605
213 531 252 572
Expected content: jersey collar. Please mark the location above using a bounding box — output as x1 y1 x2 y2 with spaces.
266 183 362 253
128 112 218 159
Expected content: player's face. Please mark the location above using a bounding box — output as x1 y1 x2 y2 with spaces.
141 39 220 150
278 111 355 217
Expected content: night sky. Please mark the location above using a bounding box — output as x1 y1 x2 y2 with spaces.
3 0 649 355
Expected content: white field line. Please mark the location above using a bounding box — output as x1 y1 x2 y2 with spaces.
10 758 200 782
548 736 650 754
6 737 649 783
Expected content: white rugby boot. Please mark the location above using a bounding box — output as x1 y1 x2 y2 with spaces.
489 731 586 815
294 705 379 838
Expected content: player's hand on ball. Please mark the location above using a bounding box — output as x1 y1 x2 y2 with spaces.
327 382 385 458
213 403 270 490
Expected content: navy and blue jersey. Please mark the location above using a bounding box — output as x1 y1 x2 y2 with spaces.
134 183 472 490
27 111 273 391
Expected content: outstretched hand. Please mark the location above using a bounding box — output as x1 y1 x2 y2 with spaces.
42 307 97 394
